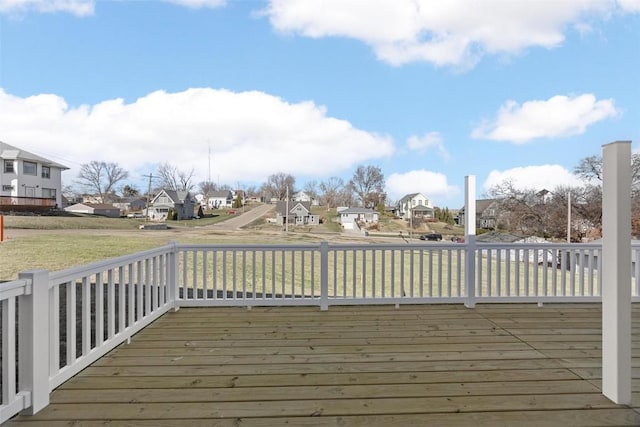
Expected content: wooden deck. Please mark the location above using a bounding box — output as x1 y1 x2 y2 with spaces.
8 303 640 426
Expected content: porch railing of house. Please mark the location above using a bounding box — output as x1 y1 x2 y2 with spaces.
2 240 640 422
0 196 56 208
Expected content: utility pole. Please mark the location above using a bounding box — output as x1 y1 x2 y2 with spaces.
143 173 153 222
567 192 571 243
285 186 289 233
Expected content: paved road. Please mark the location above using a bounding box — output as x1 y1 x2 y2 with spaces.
208 203 275 231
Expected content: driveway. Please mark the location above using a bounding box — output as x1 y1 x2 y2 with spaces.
208 203 275 231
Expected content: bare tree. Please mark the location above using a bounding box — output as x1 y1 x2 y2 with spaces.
157 162 195 192
198 180 217 198
77 161 129 203
575 153 640 186
319 177 344 208
303 180 319 202
244 185 259 199
261 172 296 201
487 180 602 241
349 165 385 208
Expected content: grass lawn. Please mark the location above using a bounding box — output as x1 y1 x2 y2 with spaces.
1 213 463 283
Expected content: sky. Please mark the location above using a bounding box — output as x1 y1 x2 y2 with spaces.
0 0 638 208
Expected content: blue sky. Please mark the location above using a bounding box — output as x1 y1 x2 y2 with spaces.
0 0 638 208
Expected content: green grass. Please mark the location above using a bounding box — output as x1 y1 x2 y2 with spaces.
2 215 142 230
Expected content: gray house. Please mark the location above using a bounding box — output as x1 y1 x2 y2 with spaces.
276 201 320 226
147 189 195 221
458 199 500 230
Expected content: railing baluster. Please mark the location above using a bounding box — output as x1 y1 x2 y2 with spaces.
2 296 16 406
82 276 91 356
50 284 60 373
108 269 115 340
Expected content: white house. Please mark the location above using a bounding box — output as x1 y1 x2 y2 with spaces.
292 191 319 206
397 193 434 220
339 207 379 230
0 141 68 209
207 190 234 209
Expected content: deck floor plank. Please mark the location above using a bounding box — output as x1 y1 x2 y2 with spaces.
7 303 640 426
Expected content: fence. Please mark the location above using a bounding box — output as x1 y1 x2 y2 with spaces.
2 240 639 422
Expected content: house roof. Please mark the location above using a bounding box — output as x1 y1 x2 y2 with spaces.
476 199 497 214
459 199 498 214
65 203 119 211
275 200 311 215
411 205 434 213
398 193 425 204
209 190 233 198
0 141 69 169
156 189 192 204
340 207 378 214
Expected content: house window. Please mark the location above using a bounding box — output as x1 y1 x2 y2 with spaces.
23 161 37 175
42 166 51 179
2 185 13 191
42 188 56 199
3 160 14 173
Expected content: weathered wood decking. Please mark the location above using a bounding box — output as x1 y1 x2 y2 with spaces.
8 304 640 426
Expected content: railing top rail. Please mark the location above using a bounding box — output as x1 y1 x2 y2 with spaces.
178 243 321 251
0 278 31 300
177 242 472 251
326 242 464 250
49 244 175 285
476 242 602 249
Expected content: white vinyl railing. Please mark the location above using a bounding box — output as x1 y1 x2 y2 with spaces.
1 244 177 423
2 240 639 422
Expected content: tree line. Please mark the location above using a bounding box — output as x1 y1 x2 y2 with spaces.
70 162 387 209
486 154 640 240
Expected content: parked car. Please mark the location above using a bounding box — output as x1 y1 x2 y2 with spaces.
419 233 443 241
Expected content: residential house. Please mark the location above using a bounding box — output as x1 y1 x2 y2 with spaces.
0 141 68 211
275 201 320 226
397 193 434 220
207 190 234 209
292 191 319 206
338 207 379 230
112 198 147 215
458 199 500 230
147 189 195 221
64 203 121 218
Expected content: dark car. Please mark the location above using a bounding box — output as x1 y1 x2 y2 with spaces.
419 233 443 241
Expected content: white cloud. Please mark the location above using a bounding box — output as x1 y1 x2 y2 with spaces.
386 170 459 204
0 0 94 16
162 0 226 9
618 0 640 12
471 94 619 144
407 132 448 159
482 164 583 193
0 88 394 188
263 0 637 68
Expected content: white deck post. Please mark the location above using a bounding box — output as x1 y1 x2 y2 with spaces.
18 269 50 414
602 140 632 405
320 241 329 311
167 241 180 311
465 176 477 308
